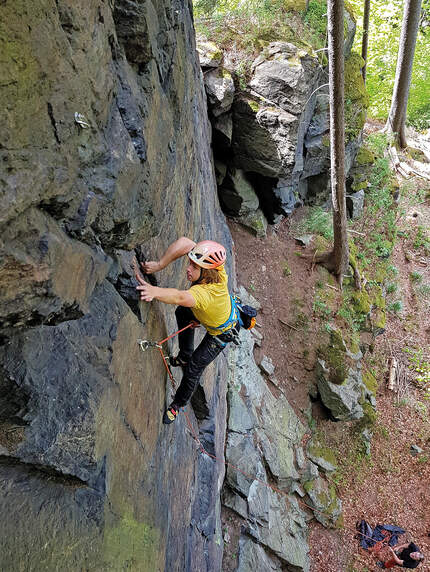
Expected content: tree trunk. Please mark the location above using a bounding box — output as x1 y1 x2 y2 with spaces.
361 0 371 82
327 0 349 287
385 0 422 148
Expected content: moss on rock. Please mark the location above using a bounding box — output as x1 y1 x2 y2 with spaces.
351 289 371 315
355 145 375 166
318 329 349 385
363 370 377 395
308 442 337 468
103 511 163 569
344 53 369 142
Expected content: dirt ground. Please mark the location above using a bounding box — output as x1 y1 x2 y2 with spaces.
224 137 430 571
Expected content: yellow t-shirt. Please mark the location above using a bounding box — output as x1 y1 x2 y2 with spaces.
188 265 233 336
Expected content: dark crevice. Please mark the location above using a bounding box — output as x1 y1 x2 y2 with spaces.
246 172 283 223
38 196 69 219
0 456 88 487
107 246 156 319
0 304 84 334
120 411 145 452
116 99 147 162
191 385 210 422
47 102 60 144
0 370 30 422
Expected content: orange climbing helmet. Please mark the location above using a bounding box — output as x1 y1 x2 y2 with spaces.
188 240 226 269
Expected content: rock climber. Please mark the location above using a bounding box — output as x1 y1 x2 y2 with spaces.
377 542 424 569
135 237 238 424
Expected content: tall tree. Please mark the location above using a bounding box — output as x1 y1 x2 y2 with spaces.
326 0 349 286
385 0 423 148
361 0 371 82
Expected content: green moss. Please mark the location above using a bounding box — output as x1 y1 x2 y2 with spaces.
370 285 385 309
322 134 330 147
344 53 369 142
372 307 386 331
351 179 368 192
309 443 337 467
318 329 349 384
363 371 377 395
247 99 260 113
220 67 232 80
407 146 427 162
359 402 377 428
351 289 371 315
348 332 360 355
103 511 162 569
355 145 375 166
303 480 315 494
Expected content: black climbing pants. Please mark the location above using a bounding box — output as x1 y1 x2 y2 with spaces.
172 306 227 408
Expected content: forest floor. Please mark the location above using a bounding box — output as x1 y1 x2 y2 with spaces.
227 126 430 571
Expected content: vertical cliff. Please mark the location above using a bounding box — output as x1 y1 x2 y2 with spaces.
0 1 231 569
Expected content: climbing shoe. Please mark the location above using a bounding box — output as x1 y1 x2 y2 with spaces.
163 404 179 425
169 355 188 368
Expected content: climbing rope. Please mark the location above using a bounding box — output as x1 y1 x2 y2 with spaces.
137 325 408 548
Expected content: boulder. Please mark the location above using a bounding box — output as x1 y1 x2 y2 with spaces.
246 491 310 571
218 168 268 237
204 67 235 116
317 359 365 421
213 112 233 146
196 40 223 68
303 477 342 528
346 189 365 219
250 43 320 116
307 440 337 472
219 168 259 215
237 537 284 571
232 98 298 177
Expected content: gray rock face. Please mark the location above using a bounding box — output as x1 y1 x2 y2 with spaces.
218 168 268 236
0 2 230 570
317 359 365 421
250 43 320 115
303 477 342 528
237 536 284 571
346 189 365 219
204 68 235 117
223 330 310 571
203 37 366 228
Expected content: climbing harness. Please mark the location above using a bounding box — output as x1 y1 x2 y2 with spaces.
209 295 258 345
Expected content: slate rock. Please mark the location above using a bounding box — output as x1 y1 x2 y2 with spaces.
204 68 235 116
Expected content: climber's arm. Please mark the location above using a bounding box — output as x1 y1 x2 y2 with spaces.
136 278 196 307
141 237 196 274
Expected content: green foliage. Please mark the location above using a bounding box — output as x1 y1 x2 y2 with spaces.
388 300 403 314
386 282 397 294
304 0 328 49
413 226 430 255
193 0 322 56
410 270 423 282
282 261 292 276
348 0 430 129
404 347 430 399
295 206 334 240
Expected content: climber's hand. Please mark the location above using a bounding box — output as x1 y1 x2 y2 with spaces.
136 280 156 302
141 260 162 274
